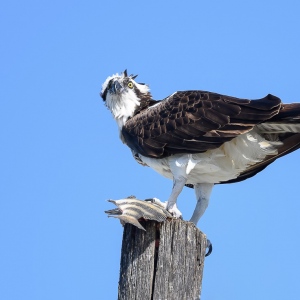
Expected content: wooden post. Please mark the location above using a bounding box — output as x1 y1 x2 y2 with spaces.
118 219 207 300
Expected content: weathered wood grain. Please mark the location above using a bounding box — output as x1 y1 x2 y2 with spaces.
118 219 207 300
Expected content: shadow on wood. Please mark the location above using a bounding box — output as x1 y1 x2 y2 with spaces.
118 219 207 300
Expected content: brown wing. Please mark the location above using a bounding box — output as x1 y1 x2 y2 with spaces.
122 91 282 158
221 102 300 184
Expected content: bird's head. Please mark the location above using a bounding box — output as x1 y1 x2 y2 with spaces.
100 70 152 128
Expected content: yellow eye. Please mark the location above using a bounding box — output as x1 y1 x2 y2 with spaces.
128 82 134 89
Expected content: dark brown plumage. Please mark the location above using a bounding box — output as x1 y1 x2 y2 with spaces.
122 91 281 157
121 90 300 184
101 70 300 224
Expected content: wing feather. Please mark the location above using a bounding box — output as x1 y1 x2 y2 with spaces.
122 91 282 158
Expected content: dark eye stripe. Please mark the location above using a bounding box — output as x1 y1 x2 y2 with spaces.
101 89 108 101
101 79 114 101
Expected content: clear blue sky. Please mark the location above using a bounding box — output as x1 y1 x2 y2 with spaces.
1 1 300 299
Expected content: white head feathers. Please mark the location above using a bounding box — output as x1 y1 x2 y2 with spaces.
101 71 150 129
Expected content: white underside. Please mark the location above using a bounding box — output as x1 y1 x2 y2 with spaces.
139 129 282 184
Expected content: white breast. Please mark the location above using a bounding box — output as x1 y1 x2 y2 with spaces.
105 90 141 130
138 130 281 184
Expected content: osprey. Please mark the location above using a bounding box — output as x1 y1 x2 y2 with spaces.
101 70 300 225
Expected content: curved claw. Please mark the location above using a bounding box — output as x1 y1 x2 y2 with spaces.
144 197 166 208
144 198 182 219
205 239 213 257
167 205 182 219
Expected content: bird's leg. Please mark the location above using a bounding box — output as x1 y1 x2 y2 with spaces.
189 183 214 225
165 176 187 218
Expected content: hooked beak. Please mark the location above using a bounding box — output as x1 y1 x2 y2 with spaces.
110 80 124 94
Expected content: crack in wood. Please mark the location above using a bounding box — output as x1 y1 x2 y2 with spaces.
118 220 207 300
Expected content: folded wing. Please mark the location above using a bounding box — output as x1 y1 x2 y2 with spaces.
122 91 282 158
223 102 300 184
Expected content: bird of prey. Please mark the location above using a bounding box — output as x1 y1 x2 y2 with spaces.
101 70 300 225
